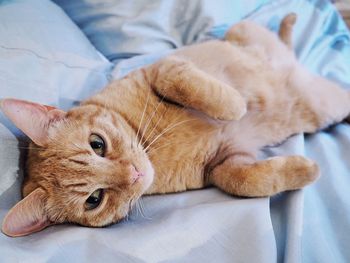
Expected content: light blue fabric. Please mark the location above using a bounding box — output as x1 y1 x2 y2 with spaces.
0 0 112 109
0 0 350 262
52 0 270 62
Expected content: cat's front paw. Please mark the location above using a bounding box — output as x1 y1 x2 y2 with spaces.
213 91 247 121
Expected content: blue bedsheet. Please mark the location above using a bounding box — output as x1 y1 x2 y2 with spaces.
0 0 349 262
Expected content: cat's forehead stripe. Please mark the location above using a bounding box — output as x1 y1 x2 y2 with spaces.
64 182 89 188
68 104 100 117
65 150 91 159
68 158 89 166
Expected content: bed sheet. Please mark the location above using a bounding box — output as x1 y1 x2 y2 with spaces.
1 0 350 263
113 1 350 262
52 0 270 62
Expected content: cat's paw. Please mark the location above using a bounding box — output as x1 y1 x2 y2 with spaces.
283 156 320 190
212 89 247 121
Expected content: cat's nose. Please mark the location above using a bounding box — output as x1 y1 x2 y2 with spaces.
131 165 144 184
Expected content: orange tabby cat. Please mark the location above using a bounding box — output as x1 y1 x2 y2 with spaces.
1 14 350 237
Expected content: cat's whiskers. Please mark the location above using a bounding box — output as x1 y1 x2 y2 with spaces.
144 118 196 152
135 87 152 148
124 192 150 220
134 201 140 217
145 95 194 150
138 197 151 220
141 106 169 149
146 139 185 154
125 199 134 222
135 199 148 219
138 92 167 148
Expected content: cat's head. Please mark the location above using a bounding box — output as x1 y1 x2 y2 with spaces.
0 98 154 237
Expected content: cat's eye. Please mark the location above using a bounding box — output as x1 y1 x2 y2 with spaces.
89 134 106 157
85 189 104 210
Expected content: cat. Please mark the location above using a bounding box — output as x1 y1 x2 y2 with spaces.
1 13 350 237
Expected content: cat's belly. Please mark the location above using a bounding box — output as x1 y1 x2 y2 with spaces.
143 106 316 195
142 102 306 195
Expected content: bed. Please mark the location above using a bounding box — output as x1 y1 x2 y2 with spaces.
1 0 350 262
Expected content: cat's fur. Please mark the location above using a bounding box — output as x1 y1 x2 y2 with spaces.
2 14 350 237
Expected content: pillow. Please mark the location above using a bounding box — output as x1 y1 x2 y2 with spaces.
0 0 112 205
53 0 271 62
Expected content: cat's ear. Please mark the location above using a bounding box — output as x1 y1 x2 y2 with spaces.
0 98 66 146
1 188 52 237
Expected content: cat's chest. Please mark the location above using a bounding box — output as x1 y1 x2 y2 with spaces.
145 139 215 194
142 106 221 194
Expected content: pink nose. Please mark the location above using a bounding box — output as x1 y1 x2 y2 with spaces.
131 165 144 183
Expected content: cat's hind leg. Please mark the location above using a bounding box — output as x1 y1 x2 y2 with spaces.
290 68 350 132
209 154 319 197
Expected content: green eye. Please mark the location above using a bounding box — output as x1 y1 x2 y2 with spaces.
85 189 104 210
89 134 105 157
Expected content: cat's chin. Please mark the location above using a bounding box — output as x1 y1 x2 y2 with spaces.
140 162 154 192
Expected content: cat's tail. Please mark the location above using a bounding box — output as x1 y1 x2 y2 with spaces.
278 13 297 50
